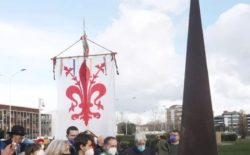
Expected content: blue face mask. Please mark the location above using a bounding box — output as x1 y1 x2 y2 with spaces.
168 135 176 143
169 135 177 142
68 138 75 144
137 145 145 152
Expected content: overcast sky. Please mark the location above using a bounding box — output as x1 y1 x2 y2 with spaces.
0 0 250 124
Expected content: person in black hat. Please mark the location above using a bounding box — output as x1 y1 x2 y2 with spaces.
1 125 26 155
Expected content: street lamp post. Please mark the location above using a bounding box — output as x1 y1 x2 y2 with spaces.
0 68 26 131
160 105 166 131
38 98 45 138
125 120 129 135
152 108 156 133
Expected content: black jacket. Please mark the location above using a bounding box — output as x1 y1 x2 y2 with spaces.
2 139 25 155
121 146 155 155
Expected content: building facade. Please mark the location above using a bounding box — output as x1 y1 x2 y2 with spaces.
247 114 250 135
0 104 52 139
166 105 182 131
214 115 225 131
222 111 240 133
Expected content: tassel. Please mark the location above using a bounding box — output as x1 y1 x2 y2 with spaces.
52 57 57 80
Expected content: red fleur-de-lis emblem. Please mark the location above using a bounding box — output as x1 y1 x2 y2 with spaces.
64 60 106 126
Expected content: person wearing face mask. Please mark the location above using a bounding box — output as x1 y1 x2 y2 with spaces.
66 126 79 155
74 132 94 155
121 132 154 155
100 136 117 155
165 130 180 155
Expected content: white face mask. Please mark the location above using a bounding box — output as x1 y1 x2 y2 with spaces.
108 147 117 155
85 148 94 155
37 149 45 155
41 144 45 150
94 137 97 144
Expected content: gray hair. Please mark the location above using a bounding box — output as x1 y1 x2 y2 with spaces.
135 132 147 142
45 139 69 155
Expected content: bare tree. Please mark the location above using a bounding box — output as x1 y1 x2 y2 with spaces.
239 110 247 139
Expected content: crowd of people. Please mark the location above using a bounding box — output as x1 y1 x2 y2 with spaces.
0 125 180 155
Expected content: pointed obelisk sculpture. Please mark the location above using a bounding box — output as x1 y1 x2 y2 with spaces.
179 0 218 155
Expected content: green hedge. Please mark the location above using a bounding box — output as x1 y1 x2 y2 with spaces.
221 133 237 141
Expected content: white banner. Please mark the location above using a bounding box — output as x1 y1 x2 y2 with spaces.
54 54 116 139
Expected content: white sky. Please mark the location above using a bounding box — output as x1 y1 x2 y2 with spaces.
1 0 250 124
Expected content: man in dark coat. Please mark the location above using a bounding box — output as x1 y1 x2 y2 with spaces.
94 135 105 155
155 135 169 155
1 125 26 155
66 126 79 155
165 130 180 155
121 132 155 155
